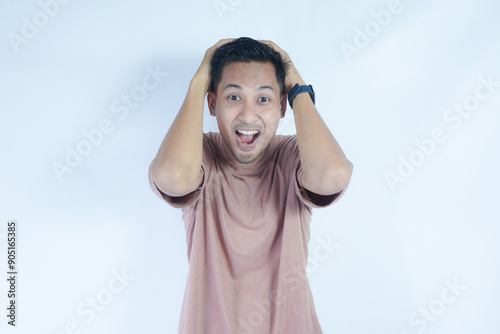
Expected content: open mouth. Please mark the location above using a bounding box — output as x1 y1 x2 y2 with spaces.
235 129 261 148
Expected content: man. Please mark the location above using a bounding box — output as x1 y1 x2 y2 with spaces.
148 37 353 334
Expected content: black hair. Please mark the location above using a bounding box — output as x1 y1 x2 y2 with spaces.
209 37 290 94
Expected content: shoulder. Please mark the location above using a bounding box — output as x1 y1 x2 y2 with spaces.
203 131 219 147
269 134 300 164
202 132 221 162
273 134 297 146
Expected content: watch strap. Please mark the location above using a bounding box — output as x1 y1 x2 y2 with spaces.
288 84 315 109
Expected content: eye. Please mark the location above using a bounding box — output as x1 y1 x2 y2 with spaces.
228 95 240 101
258 97 270 103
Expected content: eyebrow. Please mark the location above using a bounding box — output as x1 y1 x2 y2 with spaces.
223 83 275 91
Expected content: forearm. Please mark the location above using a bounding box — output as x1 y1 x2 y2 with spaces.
151 39 236 197
151 77 206 197
292 84 353 196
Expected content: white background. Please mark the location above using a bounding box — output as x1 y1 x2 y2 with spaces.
1 0 499 333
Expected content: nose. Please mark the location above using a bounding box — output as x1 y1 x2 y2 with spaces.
238 100 259 123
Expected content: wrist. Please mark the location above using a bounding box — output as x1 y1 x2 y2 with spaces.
288 83 315 109
190 75 210 94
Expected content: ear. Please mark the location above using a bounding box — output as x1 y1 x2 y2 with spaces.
280 92 287 118
207 91 217 116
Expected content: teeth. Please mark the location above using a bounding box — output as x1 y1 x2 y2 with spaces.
237 130 259 135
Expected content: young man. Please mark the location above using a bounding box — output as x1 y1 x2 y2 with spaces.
148 37 353 334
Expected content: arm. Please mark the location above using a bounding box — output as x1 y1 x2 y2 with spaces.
151 39 235 197
262 41 353 196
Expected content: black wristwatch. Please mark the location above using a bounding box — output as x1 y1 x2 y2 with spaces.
288 84 315 109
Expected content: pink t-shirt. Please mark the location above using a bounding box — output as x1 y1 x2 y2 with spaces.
149 132 347 334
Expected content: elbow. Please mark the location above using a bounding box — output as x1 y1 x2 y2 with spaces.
304 160 353 196
152 161 201 197
324 164 353 195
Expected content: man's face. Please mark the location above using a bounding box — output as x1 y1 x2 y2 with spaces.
208 61 287 166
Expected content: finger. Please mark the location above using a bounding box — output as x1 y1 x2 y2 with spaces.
202 38 236 61
211 38 237 49
259 40 287 55
259 40 280 49
259 40 276 49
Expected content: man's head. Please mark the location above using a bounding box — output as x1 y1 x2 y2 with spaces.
207 37 290 166
209 37 289 95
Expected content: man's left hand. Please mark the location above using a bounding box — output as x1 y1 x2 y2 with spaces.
259 40 306 94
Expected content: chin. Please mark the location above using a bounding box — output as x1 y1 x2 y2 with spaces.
228 140 268 165
233 151 261 164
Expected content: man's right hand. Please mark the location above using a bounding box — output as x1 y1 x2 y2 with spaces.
193 38 236 93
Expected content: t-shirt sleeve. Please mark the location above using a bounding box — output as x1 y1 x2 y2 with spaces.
288 136 350 208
